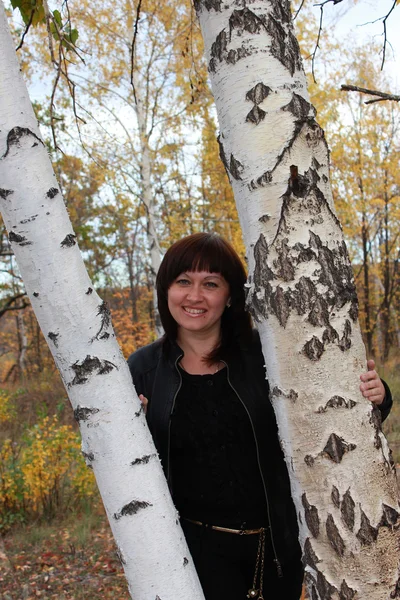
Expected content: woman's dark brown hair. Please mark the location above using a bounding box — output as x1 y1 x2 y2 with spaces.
156 232 252 362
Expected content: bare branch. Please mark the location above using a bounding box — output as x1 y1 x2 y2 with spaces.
341 85 400 104
0 293 28 319
130 0 143 106
15 9 35 51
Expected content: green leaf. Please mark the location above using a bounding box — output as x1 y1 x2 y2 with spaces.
11 0 45 27
52 9 62 28
70 28 79 46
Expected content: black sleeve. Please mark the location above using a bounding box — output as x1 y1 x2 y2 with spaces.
379 379 393 423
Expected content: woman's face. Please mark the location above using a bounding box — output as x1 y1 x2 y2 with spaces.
167 271 230 337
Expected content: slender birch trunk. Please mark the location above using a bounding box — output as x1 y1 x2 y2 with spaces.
0 5 203 599
194 1 400 598
132 70 163 338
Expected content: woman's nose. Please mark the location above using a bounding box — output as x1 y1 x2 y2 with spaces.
186 284 202 301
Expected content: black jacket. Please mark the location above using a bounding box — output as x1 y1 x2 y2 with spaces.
128 333 393 567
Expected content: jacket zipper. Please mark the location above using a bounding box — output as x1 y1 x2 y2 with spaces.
223 360 283 578
166 353 183 485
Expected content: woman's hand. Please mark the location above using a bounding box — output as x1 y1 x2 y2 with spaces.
360 360 386 406
139 394 148 414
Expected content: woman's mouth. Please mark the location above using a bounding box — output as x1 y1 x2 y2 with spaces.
183 307 206 316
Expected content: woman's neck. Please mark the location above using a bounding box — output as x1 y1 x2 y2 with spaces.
176 328 221 374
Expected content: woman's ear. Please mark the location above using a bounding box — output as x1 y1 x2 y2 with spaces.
226 298 231 308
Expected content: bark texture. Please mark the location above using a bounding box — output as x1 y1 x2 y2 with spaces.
195 1 400 598
0 4 203 599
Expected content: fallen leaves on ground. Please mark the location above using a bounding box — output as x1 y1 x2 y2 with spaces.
0 514 129 599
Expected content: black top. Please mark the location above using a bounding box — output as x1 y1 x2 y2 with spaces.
170 366 268 528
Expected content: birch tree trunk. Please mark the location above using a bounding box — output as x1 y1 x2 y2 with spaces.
194 1 400 598
132 69 163 337
0 5 203 599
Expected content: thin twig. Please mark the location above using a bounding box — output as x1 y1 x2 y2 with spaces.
293 0 306 21
341 85 400 104
15 9 35 51
130 0 143 106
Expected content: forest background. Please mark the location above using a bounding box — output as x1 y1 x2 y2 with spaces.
0 0 399 598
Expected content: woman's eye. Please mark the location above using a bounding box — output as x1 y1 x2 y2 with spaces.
176 278 190 286
205 281 218 288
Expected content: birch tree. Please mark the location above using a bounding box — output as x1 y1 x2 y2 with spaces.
194 1 400 598
0 4 204 598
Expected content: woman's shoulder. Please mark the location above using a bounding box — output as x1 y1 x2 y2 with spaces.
127 338 163 375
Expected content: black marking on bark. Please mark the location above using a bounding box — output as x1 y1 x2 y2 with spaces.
303 336 324 361
302 493 320 537
249 234 274 321
357 510 378 545
183 557 189 567
116 547 127 566
271 386 298 402
193 0 221 12
131 454 156 466
348 299 359 322
316 570 337 599
379 504 400 529
48 332 59 347
114 500 152 520
19 215 38 224
311 587 318 600
318 396 357 413
91 301 112 342
8 231 32 246
0 189 13 200
61 233 77 248
308 296 330 327
322 326 339 344
304 455 315 467
340 580 357 600
82 451 95 462
70 355 117 386
323 433 356 463
331 486 340 508
33 292 39 297
303 538 320 570
229 8 266 36
74 406 100 422
282 93 313 120
370 405 382 449
86 287 93 295
258 214 271 223
312 157 322 170
326 514 345 556
46 187 59 198
341 489 355 531
135 403 145 417
246 105 266 125
249 170 273 189
270 286 291 327
229 155 244 180
266 14 302 76
217 134 230 176
209 30 228 73
338 319 352 351
273 238 295 282
390 578 400 599
246 82 271 105
1 127 44 159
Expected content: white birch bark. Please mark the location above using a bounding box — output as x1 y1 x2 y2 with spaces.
132 69 163 338
194 1 400 598
0 4 203 599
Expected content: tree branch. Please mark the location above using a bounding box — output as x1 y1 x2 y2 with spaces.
341 85 400 104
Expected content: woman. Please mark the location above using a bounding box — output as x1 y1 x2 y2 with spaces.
128 232 392 600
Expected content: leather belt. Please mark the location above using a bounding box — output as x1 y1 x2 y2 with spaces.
183 517 264 535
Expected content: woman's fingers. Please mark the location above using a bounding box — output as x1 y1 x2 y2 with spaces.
360 360 385 406
139 394 148 414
